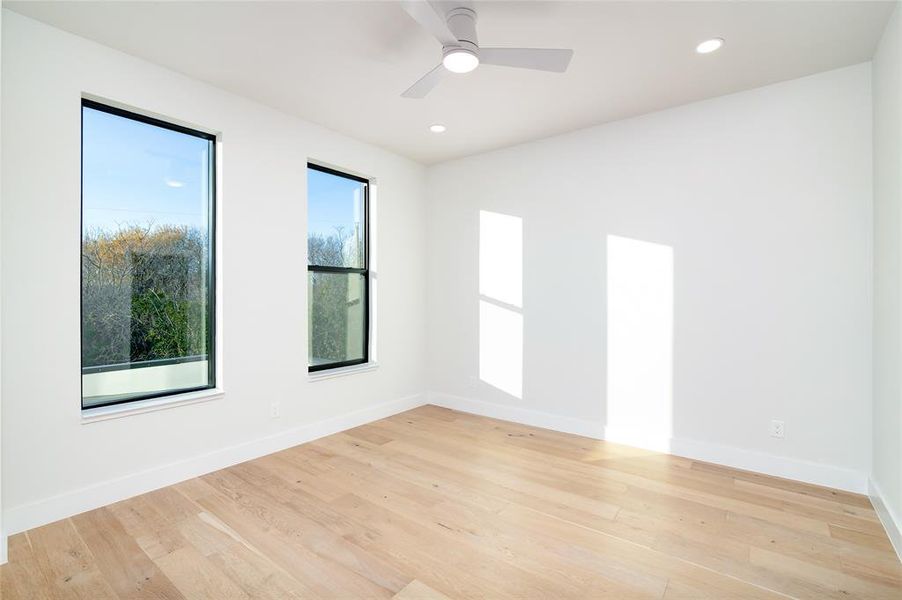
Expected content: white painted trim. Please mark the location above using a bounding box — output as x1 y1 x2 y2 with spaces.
869 478 902 563
0 530 7 566
308 361 379 382
81 388 225 424
427 392 869 494
429 392 606 438
664 435 867 494
5 393 426 536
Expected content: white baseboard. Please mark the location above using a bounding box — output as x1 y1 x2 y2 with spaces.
3 393 427 537
430 392 608 439
0 530 7 566
427 392 868 494
869 478 902 563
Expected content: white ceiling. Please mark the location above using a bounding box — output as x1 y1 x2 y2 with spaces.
6 1 895 164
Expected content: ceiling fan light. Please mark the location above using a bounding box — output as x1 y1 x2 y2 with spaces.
443 49 479 73
696 38 724 54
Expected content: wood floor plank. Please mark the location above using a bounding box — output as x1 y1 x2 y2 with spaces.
331 492 616 599
313 442 661 597
374 417 837 538
26 520 118 600
392 579 454 600
70 507 185 600
691 460 874 508
1 533 61 600
176 510 312 599
830 522 897 552
1 405 899 599
198 468 401 598
109 489 254 600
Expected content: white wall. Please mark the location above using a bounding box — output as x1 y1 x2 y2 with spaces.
427 64 874 492
872 2 902 556
0 10 427 533
0 4 5 566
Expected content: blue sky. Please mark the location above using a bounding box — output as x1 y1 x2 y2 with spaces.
307 167 364 238
82 106 211 233
83 106 363 240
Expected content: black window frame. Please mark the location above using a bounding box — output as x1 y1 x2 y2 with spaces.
80 98 217 410
307 162 370 373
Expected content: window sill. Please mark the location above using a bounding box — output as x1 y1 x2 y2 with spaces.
308 362 379 382
81 388 224 424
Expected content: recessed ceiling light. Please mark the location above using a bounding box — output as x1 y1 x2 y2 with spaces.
442 48 479 74
429 124 447 133
696 38 724 54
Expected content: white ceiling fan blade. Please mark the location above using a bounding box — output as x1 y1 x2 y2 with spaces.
479 48 574 73
401 63 446 98
401 1 458 47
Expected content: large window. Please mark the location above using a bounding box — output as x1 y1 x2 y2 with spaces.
307 164 369 372
81 100 215 409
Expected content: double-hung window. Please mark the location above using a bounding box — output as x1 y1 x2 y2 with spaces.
81 100 216 409
307 164 369 372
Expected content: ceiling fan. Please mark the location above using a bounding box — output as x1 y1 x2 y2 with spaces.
400 1 574 98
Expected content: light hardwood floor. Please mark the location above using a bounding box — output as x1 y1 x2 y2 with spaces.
1 405 900 599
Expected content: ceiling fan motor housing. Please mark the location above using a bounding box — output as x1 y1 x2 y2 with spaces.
445 6 479 54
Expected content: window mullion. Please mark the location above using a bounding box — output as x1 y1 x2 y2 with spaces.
308 265 367 274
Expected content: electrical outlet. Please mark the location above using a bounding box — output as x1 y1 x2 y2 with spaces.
270 401 280 419
769 419 785 439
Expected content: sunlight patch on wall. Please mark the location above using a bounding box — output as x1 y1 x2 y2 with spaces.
479 210 523 308
479 300 524 398
479 210 524 398
606 235 674 447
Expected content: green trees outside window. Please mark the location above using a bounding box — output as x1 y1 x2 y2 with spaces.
307 165 369 371
81 101 215 408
